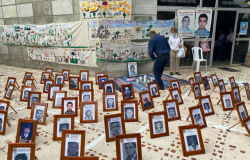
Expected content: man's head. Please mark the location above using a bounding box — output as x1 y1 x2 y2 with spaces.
32 97 38 102
198 14 208 30
168 108 176 117
84 85 90 89
225 99 231 106
0 118 2 125
36 110 43 119
182 16 190 29
57 77 62 84
24 90 29 99
106 86 112 93
15 153 28 160
68 142 78 155
130 65 135 72
204 103 209 110
202 42 207 49
194 114 200 120
143 97 149 103
24 124 30 134
155 121 162 130
173 84 177 88
188 136 196 145
67 102 73 111
125 142 136 156
124 87 131 97
110 121 120 135
85 110 92 117
149 31 156 39
61 124 68 130
125 108 134 119
107 98 114 106
83 95 90 102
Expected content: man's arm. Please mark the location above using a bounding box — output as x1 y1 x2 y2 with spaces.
148 39 155 61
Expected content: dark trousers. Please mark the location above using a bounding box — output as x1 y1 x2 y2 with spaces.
153 53 170 88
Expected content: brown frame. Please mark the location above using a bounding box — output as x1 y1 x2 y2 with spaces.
220 92 235 111
4 84 15 100
27 91 41 109
121 100 139 122
169 88 184 105
80 81 94 90
24 78 34 87
115 133 142 160
178 124 205 156
68 157 99 160
45 68 53 77
188 77 194 86
242 116 250 136
80 101 98 123
198 95 215 116
139 91 154 111
232 86 241 104
48 84 62 101
20 85 33 102
210 74 219 87
121 84 135 100
53 114 75 141
79 89 94 103
52 91 67 109
192 83 202 100
169 80 182 94
103 81 116 93
0 111 7 135
40 72 51 84
193 72 202 84
7 143 36 160
103 92 119 112
62 69 70 81
22 72 33 83
79 70 89 82
202 76 210 91
218 79 226 93
15 118 38 143
245 83 250 101
163 99 181 121
147 81 161 98
30 102 48 125
98 75 108 89
229 76 236 88
188 105 207 129
0 100 10 112
55 74 64 87
95 72 105 84
104 113 126 142
60 130 85 160
148 111 169 138
235 102 249 126
69 76 79 90
62 97 78 117
5 77 16 90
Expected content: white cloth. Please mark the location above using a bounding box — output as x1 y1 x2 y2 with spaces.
227 32 234 42
168 35 184 51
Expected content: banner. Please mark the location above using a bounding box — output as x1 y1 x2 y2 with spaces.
194 9 212 37
178 10 195 38
239 22 248 35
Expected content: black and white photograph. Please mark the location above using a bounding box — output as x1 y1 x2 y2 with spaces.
50 86 60 99
120 138 138 160
108 117 122 138
194 85 200 98
105 95 116 109
55 93 65 107
70 78 78 89
223 95 233 109
192 109 204 126
57 118 71 137
195 74 201 82
0 113 4 132
23 89 32 100
230 79 235 87
172 90 181 103
212 75 217 85
82 92 91 102
63 71 69 81
124 105 135 120
33 105 45 122
25 73 31 79
41 73 49 83
56 76 63 85
82 83 91 90
183 129 201 152
219 82 225 92
233 88 240 102
6 86 14 98
203 77 209 89
29 94 39 108
64 100 76 115
83 104 95 120
64 134 81 157
142 94 152 108
105 83 113 93
123 86 132 99
239 105 247 120
0 103 7 111
201 99 211 114
150 84 158 96
152 115 166 135
81 72 87 81
12 148 31 160
45 81 52 92
166 102 178 119
25 80 32 86
7 79 14 88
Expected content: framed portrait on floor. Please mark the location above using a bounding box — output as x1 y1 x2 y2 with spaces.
98 75 108 89
7 143 35 160
210 74 218 87
48 84 62 101
193 72 202 84
62 69 70 81
53 114 74 141
80 101 98 123
5 77 16 90
192 83 202 100
169 80 182 94
43 79 54 93
0 111 7 135
170 88 184 105
242 117 250 136
103 81 115 93
218 79 226 93
62 97 78 117
188 77 194 86
53 91 67 109
40 72 51 84
0 100 10 112
148 111 169 138
95 72 105 84
188 105 207 129
202 76 210 90
79 70 89 82
232 86 241 104
24 78 34 87
79 89 94 103
198 95 215 116
27 91 41 109
235 102 249 126
69 76 79 90
121 84 135 100
45 68 53 77
128 62 138 77
220 92 234 111
80 81 93 90
4 84 15 100
22 72 33 84
245 83 250 101
55 74 64 86
147 81 160 98
20 86 33 102
163 99 181 121
229 76 236 88
139 91 154 111
30 102 48 125
103 92 118 112
16 119 38 143
121 100 139 122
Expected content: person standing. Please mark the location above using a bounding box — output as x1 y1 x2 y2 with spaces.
168 27 184 75
148 31 170 90
226 28 234 62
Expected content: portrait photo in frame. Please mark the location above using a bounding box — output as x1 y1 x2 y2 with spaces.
53 91 67 109
55 74 64 86
121 84 135 100
242 116 250 136
43 79 54 93
198 95 215 116
218 79 226 93
5 77 16 90
98 75 108 89
194 72 202 84
188 105 207 129
192 83 202 100
103 81 115 93
232 86 241 104
62 97 78 117
170 88 184 105
0 100 10 112
40 72 51 84
79 70 89 82
68 157 99 160
229 76 236 88
80 101 98 123
4 84 15 100
235 102 249 126
24 78 34 87
202 76 210 90
20 86 33 102
30 102 48 125
103 92 118 112
220 92 234 111
80 81 93 90
7 143 35 160
147 82 160 98
95 72 105 84
121 100 139 122
169 80 182 94
45 68 53 77
62 69 70 81
15 119 38 143
163 99 181 121
210 74 219 87
79 89 94 103
27 91 41 109
245 83 250 101
0 111 7 135
48 84 62 101
128 62 138 77
69 76 79 90
22 72 33 84
188 77 194 86
139 91 154 111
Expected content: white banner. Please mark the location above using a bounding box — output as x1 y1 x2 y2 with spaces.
194 9 212 37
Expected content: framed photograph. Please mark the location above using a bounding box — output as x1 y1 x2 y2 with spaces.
40 72 51 84
128 62 138 77
198 96 215 116
220 92 234 111
147 82 160 98
16 119 38 143
0 111 7 135
53 91 67 109
121 84 135 100
121 100 139 122
79 70 89 82
24 78 34 87
5 77 16 90
43 79 54 93
218 79 226 93
53 114 74 141
80 101 98 123
139 91 154 111
60 130 85 160
22 72 33 83
115 133 142 160
62 97 78 116
169 80 182 94
103 92 118 112
45 68 53 76
163 99 181 121
235 102 249 126
245 83 250 101
69 76 79 90
20 86 33 102
194 72 202 84
242 116 250 136
192 83 202 100
104 113 126 142
62 69 70 81
68 157 99 160
202 76 210 90
7 143 35 160
229 76 236 88
169 88 184 105
189 105 207 129
55 74 64 86
0 100 10 112
232 86 241 104
210 74 218 87
48 84 62 101
98 75 108 89
188 77 194 86
148 111 169 138
178 124 205 156
79 89 94 103
95 72 105 84
103 81 115 93
4 84 15 100
27 91 41 109
30 102 48 125
80 81 93 90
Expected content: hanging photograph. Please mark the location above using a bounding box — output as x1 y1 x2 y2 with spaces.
178 10 195 38
239 22 248 35
194 9 212 37
200 41 210 52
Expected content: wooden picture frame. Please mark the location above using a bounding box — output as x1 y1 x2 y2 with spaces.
79 70 89 82
163 99 181 121
48 84 62 101
15 119 38 143
55 74 64 86
52 91 67 109
40 72 51 84
104 113 126 142
20 85 33 102
60 130 85 160
188 77 194 86
79 89 94 103
0 100 10 112
4 84 15 100
80 101 98 123
103 81 116 93
192 83 202 100
115 133 142 160
43 79 54 93
198 95 215 116
232 86 241 104
103 92 118 112
220 92 235 111
147 81 161 98
245 83 250 101
178 124 205 156
7 143 35 160
169 88 184 105
229 76 236 88
98 75 108 89
22 72 33 83
188 105 207 129
27 91 41 109
69 76 79 90
218 79 226 93
139 91 154 111
121 100 139 122
53 114 75 141
80 81 93 90
148 111 169 138
121 84 135 100
30 102 48 125
169 80 182 94
5 77 16 90
62 97 78 117
210 74 219 87
235 102 249 126
0 111 7 135
62 69 70 81
68 157 99 160
45 68 53 77
95 72 105 84
202 76 210 90
194 72 202 84
24 78 34 87
242 116 250 136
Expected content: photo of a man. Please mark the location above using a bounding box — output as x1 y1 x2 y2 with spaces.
82 95 91 102
220 83 225 92
84 110 93 120
56 77 62 85
174 94 181 103
63 72 68 80
124 86 132 99
240 111 247 120
168 107 177 118
123 142 137 160
172 83 178 89
109 121 121 138
225 99 232 108
14 154 28 160
105 86 113 93
203 77 209 89
70 79 78 89
234 91 239 101
99 78 107 88
187 135 200 151
194 86 200 98
231 79 235 87
213 76 218 85
194 114 203 126
25 74 31 79
125 107 134 119
81 73 87 81
59 123 69 132
64 101 75 114
154 121 164 134
0 104 6 111
106 98 114 108
30 96 38 106
34 109 44 122
23 90 29 100
195 74 201 82
6 87 13 97
203 103 211 113
45 82 52 91
151 87 158 96
179 16 193 35
128 64 138 77
67 142 79 156
143 96 152 108
19 123 33 143
83 85 90 89
194 13 210 36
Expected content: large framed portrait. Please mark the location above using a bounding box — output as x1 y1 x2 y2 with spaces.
147 81 160 98
210 74 218 87
178 124 205 156
235 102 249 126
53 114 74 141
60 130 85 160
121 84 135 100
220 92 234 111
121 100 139 122
4 84 15 100
48 84 62 101
79 70 89 82
170 88 184 105
103 81 115 93
30 102 48 125
55 74 64 86
80 101 98 123
27 91 41 109
218 79 226 93
192 83 202 100
188 105 207 129
202 76 210 90
79 89 94 103
229 76 236 88
198 95 214 116
245 83 250 101
128 62 138 77
80 81 93 90
242 117 250 136
169 80 182 94
115 133 142 160
62 97 78 117
193 72 202 84
0 100 10 112
98 75 108 89
24 78 34 87
40 72 51 84
163 99 181 121
45 68 53 77
43 79 54 93
69 76 79 90
5 77 16 90
0 111 7 135
68 157 99 160
62 69 70 81
22 72 33 84
232 86 241 104
95 72 105 84
16 119 38 143
139 91 154 111
148 111 169 138
53 91 67 109
7 143 35 160
103 92 118 112
20 85 33 102
104 113 126 142
188 77 194 86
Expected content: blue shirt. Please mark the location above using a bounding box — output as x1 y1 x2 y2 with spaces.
194 28 210 37
148 34 170 60
178 27 193 34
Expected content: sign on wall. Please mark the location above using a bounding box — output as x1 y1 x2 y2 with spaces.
177 10 195 38
239 22 248 35
194 9 212 37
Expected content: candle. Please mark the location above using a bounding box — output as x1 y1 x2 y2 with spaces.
136 79 139 83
